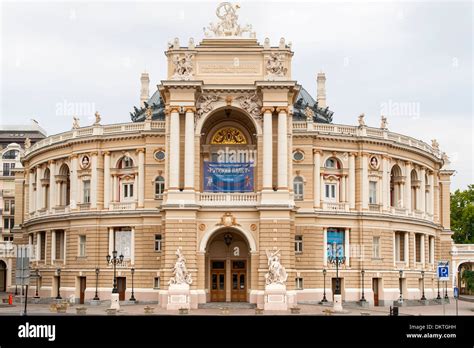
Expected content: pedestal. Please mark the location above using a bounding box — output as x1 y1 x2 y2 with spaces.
333 294 343 312
264 283 288 311
166 284 190 310
110 293 120 310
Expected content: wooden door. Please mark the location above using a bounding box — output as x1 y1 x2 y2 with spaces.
117 277 126 301
0 261 6 292
210 261 225 302
372 278 379 306
79 277 86 304
231 260 246 302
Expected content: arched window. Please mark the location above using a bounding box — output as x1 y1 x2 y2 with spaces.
58 164 71 206
390 165 402 208
411 169 418 210
43 168 50 209
325 157 340 169
118 156 134 169
2 150 19 160
155 176 165 199
293 176 304 201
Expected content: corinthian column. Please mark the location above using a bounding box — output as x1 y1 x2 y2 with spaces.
420 167 426 212
404 161 412 211
169 108 180 189
91 153 98 209
70 155 78 208
137 149 145 207
348 153 356 209
262 107 273 190
103 152 111 208
361 153 368 209
277 107 288 190
49 161 56 210
313 150 321 208
184 107 195 190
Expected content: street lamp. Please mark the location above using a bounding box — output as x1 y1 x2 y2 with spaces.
34 269 40 298
129 268 136 302
398 270 403 304
106 250 124 293
321 269 328 303
420 270 426 301
360 269 366 302
437 277 441 299
93 268 100 301
444 280 448 300
328 242 345 295
56 268 62 300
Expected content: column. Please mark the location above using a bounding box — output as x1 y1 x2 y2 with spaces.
340 175 346 202
90 153 98 208
137 149 145 207
420 234 425 267
131 227 135 265
36 232 41 262
36 166 43 210
404 162 412 211
348 153 355 209
49 161 56 209
108 228 114 254
169 108 180 189
404 232 409 267
313 150 321 208
323 228 327 266
361 154 368 209
345 228 350 267
277 107 288 189
420 167 426 213
104 152 111 209
63 231 67 265
184 108 195 190
134 175 138 200
51 230 56 263
28 170 34 213
70 155 78 208
382 156 389 211
429 173 434 215
320 173 325 205
392 233 396 266
263 107 273 189
434 175 440 220
412 232 416 267
430 236 435 264
112 175 117 202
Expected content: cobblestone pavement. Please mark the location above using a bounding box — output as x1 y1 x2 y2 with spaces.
0 299 472 316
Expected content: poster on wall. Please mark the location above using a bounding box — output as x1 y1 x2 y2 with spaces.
327 228 345 258
203 162 254 192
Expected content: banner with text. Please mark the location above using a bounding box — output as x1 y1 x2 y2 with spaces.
204 162 254 192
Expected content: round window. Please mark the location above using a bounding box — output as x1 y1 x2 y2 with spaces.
293 151 304 161
154 150 165 161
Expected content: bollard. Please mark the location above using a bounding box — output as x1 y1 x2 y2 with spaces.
389 306 399 316
8 294 13 305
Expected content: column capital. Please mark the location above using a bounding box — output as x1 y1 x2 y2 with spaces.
48 160 55 165
70 154 79 160
381 154 391 160
169 106 180 114
90 151 99 157
313 149 322 155
349 152 357 157
103 151 111 156
135 148 146 154
276 106 288 114
360 152 369 157
185 106 196 113
404 160 412 166
261 106 275 114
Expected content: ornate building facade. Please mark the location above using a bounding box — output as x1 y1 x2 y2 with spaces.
12 3 454 308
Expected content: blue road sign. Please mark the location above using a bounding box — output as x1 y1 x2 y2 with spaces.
453 287 459 298
437 261 449 281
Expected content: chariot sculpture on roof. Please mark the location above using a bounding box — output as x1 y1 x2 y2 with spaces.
204 2 255 38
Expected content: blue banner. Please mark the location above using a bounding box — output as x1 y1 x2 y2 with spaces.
204 162 254 192
327 228 345 258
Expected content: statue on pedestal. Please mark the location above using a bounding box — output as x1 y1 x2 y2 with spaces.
264 249 288 285
169 248 192 285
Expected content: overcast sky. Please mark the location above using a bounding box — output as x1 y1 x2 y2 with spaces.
0 0 472 190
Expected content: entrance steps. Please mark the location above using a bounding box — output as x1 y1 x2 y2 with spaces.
198 302 256 309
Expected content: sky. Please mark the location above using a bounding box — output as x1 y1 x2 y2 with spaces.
0 0 472 190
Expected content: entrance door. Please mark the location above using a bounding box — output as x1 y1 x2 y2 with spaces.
79 277 86 304
117 277 126 301
210 260 226 302
372 278 379 306
0 261 6 292
231 260 246 302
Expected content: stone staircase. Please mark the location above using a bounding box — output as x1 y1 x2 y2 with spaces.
198 302 256 309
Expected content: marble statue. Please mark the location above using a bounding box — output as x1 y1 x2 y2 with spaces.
304 106 315 121
145 106 153 121
358 113 366 127
72 116 80 129
169 248 192 285
380 115 388 129
264 249 288 285
431 139 439 150
204 2 254 38
24 137 31 149
93 111 101 125
171 54 194 80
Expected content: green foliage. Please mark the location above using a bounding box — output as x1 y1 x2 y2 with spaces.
451 185 474 243
461 270 474 293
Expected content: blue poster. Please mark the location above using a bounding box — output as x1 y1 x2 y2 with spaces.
204 162 254 192
327 228 345 258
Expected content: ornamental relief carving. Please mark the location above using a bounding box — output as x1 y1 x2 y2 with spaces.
171 54 194 80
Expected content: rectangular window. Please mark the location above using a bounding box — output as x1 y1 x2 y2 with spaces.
325 184 336 201
114 228 132 260
83 180 91 203
79 235 86 257
154 234 162 252
55 231 65 259
415 234 421 262
123 183 134 199
326 228 345 258
40 231 46 260
369 181 377 204
4 218 14 230
295 277 303 290
4 200 10 213
154 277 160 289
395 232 406 262
295 235 303 253
373 236 380 258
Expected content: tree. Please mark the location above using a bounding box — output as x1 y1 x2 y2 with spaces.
451 185 474 243
461 270 474 294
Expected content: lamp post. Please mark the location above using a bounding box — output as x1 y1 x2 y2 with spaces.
106 250 123 310
328 242 345 311
93 268 100 301
444 280 448 299
56 268 62 300
398 270 403 304
321 269 328 303
437 277 441 299
360 269 366 302
420 270 426 301
34 269 40 298
129 268 136 302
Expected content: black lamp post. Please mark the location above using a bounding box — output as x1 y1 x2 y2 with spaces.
360 269 366 302
328 242 345 296
106 251 124 293
420 270 426 300
444 281 448 299
34 269 40 298
93 268 100 301
56 268 62 300
437 277 441 299
129 268 136 302
321 269 328 303
398 270 403 303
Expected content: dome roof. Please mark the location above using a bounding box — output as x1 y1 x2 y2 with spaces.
130 87 333 123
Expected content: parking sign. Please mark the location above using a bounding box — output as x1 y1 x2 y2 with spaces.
437 261 449 281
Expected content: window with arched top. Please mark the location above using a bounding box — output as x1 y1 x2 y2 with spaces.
325 157 340 169
2 150 19 160
155 176 165 199
118 156 134 169
293 176 304 201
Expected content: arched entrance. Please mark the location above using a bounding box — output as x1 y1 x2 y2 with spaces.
458 262 473 295
0 260 6 292
205 228 251 302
